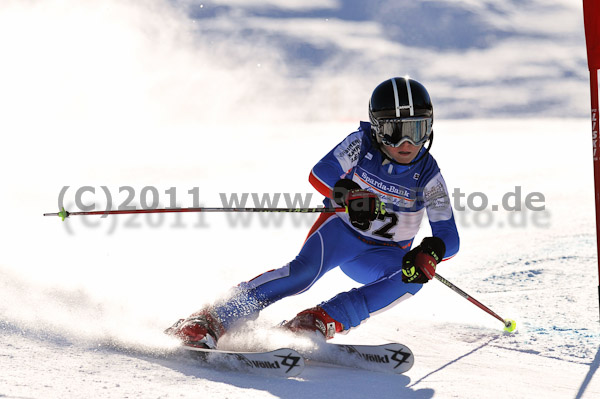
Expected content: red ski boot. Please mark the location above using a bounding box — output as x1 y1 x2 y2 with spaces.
283 306 344 340
166 309 226 349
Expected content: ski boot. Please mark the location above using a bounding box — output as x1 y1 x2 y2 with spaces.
283 306 344 340
166 309 226 349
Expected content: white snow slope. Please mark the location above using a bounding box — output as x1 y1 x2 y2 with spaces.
1 1 599 399
1 119 599 399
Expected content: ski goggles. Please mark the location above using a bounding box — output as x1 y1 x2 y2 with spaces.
375 117 432 147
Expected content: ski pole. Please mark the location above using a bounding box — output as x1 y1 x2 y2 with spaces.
434 273 516 332
44 206 346 221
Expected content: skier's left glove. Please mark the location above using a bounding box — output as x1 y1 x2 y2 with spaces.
402 237 446 284
332 179 385 227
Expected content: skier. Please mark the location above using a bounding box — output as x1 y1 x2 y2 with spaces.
167 77 460 349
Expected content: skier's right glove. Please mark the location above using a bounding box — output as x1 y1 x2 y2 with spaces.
332 179 385 227
402 237 446 284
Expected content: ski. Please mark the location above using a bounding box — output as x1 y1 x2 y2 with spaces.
166 319 409 375
304 342 414 374
179 345 305 377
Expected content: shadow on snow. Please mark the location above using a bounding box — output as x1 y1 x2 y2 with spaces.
575 346 600 399
149 349 435 399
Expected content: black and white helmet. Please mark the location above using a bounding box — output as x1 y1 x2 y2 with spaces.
369 77 434 148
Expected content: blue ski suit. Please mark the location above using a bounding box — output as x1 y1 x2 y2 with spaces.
214 122 459 331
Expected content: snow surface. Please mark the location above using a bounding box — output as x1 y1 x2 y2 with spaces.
2 118 599 399
1 1 599 398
